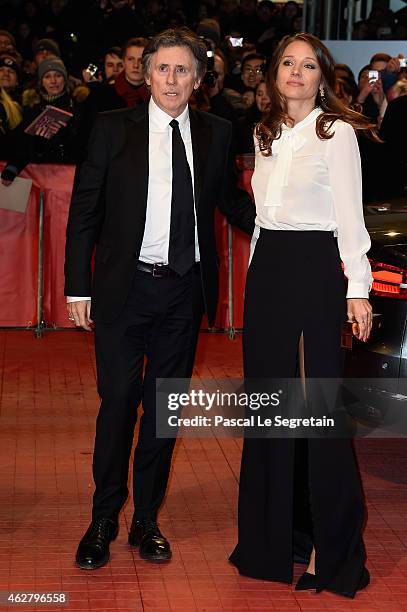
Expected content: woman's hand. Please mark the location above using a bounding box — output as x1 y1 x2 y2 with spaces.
347 298 372 342
370 78 385 107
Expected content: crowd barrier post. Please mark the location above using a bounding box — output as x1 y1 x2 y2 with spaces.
34 190 46 338
227 223 235 339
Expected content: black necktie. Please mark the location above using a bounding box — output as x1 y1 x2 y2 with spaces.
168 119 195 276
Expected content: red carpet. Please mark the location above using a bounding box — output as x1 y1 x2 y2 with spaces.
1 330 407 611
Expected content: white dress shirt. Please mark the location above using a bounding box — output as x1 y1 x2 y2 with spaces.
68 98 199 303
251 107 373 298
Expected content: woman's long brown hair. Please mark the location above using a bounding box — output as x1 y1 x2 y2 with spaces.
256 33 380 156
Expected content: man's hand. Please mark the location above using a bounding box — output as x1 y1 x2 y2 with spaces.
357 77 384 106
67 300 93 331
386 54 405 73
347 298 372 343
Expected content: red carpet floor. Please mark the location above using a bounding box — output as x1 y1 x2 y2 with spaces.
1 330 407 611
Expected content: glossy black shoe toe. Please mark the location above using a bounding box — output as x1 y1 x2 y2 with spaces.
76 517 118 570
295 572 316 591
128 517 172 562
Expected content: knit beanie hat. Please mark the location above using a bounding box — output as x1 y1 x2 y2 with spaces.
33 38 61 58
0 55 20 79
38 58 67 82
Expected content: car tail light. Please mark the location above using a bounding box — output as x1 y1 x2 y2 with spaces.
369 259 407 299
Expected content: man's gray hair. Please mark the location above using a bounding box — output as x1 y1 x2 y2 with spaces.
142 27 208 82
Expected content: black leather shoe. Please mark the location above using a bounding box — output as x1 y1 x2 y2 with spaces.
76 517 118 569
128 517 172 562
295 572 316 591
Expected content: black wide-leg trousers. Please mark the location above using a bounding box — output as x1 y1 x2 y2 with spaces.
229 229 368 598
91 265 204 522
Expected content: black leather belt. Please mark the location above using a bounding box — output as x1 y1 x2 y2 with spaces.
136 261 200 278
136 262 177 277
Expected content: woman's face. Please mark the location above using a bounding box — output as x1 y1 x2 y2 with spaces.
276 40 322 105
0 66 18 89
255 81 270 112
42 70 65 95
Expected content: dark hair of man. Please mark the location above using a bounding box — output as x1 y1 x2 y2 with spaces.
142 27 207 82
104 46 123 60
241 53 265 71
123 37 149 56
256 33 380 156
370 52 391 64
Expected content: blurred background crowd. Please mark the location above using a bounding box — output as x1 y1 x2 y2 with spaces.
0 0 406 201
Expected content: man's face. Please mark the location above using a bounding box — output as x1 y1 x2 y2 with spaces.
124 45 144 85
145 45 200 118
0 66 18 89
241 58 263 88
35 49 54 66
371 59 388 71
104 53 123 82
0 35 13 53
358 68 370 89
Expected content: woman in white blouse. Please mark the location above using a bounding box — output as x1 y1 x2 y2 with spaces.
229 33 376 598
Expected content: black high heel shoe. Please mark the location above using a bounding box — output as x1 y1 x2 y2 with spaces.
295 572 316 591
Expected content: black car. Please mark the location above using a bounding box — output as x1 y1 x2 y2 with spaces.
344 198 407 434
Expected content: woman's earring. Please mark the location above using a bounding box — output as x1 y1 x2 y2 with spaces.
319 86 326 101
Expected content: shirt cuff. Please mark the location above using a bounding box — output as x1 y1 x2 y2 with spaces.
346 282 370 299
67 296 91 302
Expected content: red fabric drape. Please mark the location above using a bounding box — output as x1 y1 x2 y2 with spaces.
0 162 39 327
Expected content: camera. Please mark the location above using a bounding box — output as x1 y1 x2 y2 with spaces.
200 37 218 88
85 63 99 77
368 69 379 83
229 37 243 47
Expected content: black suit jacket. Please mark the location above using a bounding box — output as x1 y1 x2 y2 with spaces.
64 102 255 325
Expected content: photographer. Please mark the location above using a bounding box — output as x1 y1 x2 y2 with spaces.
200 51 237 123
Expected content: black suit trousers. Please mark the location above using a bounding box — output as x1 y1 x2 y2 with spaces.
92 265 204 521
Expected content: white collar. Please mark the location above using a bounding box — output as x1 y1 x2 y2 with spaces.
264 107 322 207
149 97 190 132
281 106 322 133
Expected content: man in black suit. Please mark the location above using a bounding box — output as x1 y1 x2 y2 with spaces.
65 27 254 570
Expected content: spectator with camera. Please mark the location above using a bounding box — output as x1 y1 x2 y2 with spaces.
356 64 386 124
75 38 149 166
357 52 407 124
200 51 237 124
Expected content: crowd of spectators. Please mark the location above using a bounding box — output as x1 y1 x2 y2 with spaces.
0 0 406 200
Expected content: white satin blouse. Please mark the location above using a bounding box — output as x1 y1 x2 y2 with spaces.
251 107 373 298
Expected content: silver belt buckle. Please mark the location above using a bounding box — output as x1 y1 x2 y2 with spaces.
152 263 165 277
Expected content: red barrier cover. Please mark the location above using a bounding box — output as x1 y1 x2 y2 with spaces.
0 163 254 330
